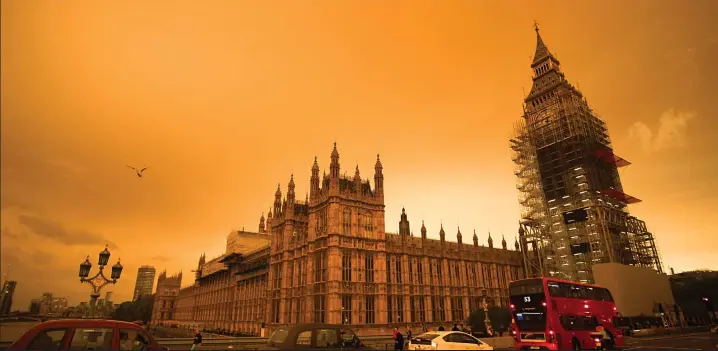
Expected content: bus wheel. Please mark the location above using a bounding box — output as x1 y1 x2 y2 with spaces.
572 338 581 350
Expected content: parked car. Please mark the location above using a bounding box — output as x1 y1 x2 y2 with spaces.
408 331 493 350
7 319 168 350
265 323 371 350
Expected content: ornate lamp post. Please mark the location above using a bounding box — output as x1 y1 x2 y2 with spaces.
481 296 492 335
78 245 123 318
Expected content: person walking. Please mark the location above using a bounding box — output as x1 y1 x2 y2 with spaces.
452 324 459 331
406 326 412 348
393 327 404 350
191 329 202 350
438 325 445 331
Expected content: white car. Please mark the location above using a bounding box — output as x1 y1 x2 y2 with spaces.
408 331 494 350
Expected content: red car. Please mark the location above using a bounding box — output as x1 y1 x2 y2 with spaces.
8 319 167 350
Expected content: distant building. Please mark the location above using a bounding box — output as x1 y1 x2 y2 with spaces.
151 271 182 323
0 280 17 316
33 293 69 316
670 270 718 324
28 299 42 314
133 266 156 301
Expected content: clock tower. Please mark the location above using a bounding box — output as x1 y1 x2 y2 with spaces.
512 23 663 283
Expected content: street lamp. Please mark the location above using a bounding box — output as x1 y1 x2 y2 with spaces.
79 245 123 318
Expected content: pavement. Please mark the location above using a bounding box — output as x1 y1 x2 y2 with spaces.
623 332 718 350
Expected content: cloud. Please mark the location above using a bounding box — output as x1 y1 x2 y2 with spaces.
151 255 171 262
628 109 696 153
1 226 28 240
17 214 118 249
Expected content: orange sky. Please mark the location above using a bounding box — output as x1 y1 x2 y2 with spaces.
2 0 717 309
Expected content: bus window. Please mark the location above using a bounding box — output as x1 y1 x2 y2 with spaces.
560 315 597 331
547 282 563 297
569 285 587 299
515 311 547 332
509 280 544 296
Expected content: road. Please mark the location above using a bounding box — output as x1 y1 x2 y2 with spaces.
623 332 718 350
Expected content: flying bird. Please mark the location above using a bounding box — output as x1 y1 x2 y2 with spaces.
126 165 148 178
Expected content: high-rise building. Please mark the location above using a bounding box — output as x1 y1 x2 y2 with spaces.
510 24 663 283
0 280 17 316
133 266 156 301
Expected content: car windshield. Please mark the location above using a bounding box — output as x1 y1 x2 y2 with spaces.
414 333 441 340
268 328 290 345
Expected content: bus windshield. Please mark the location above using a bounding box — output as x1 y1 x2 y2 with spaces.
509 279 547 332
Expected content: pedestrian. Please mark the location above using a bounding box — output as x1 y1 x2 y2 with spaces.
406 325 412 348
438 325 445 331
499 324 505 337
452 324 459 331
393 327 404 350
421 324 428 333
191 329 202 350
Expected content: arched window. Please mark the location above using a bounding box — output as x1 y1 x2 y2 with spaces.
365 212 374 238
342 209 351 235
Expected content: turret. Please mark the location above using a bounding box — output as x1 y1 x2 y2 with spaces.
311 157 320 198
421 221 427 240
473 229 478 247
287 174 296 204
502 234 507 250
374 154 383 197
273 184 282 215
514 238 520 251
399 208 410 236
330 142 340 181
259 213 266 233
439 224 445 242
354 165 362 192
488 232 494 249
457 227 463 246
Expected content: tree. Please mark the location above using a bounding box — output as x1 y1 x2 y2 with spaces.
112 295 154 324
467 307 512 334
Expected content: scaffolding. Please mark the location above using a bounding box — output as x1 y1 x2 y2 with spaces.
511 81 663 283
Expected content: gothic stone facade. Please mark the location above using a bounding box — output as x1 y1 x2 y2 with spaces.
154 144 524 336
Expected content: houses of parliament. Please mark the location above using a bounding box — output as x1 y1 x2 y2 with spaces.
151 143 524 335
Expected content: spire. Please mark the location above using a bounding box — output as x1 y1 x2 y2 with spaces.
473 229 478 247
312 156 319 171
268 206 272 218
502 234 507 250
330 143 340 179
457 226 463 245
515 238 520 251
287 174 296 203
274 183 282 215
399 208 410 236
488 231 494 249
311 156 321 198
532 21 552 65
374 154 384 197
420 220 427 239
259 213 266 233
439 224 446 241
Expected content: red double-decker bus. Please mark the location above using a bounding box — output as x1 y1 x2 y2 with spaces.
509 277 624 350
